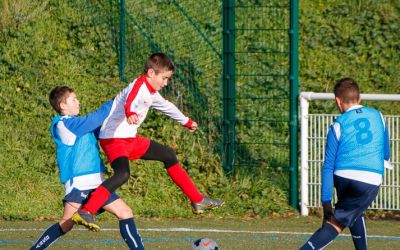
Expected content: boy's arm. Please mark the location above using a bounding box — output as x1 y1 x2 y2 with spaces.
62 100 113 137
383 120 390 161
321 123 339 223
383 119 393 169
379 112 390 161
151 92 194 129
321 124 339 203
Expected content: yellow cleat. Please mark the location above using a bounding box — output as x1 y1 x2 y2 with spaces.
72 211 101 232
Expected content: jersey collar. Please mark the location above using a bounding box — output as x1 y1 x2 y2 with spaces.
140 74 156 93
346 104 363 112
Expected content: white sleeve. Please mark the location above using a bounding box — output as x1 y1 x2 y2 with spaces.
379 112 386 129
151 92 190 125
56 119 77 145
332 122 341 141
384 160 393 170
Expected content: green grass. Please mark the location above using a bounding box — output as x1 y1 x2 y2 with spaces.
2 216 399 249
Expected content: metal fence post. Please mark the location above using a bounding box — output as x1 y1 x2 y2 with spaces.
300 94 309 216
289 0 299 209
222 0 236 173
119 0 126 82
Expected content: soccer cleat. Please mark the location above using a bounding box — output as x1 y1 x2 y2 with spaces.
72 211 101 232
191 197 224 214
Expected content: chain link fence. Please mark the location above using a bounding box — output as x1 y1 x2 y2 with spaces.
118 0 294 189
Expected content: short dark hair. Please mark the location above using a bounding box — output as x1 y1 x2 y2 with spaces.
144 52 175 74
334 77 360 103
49 86 74 114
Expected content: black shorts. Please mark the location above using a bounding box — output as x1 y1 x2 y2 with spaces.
63 188 120 210
333 175 380 227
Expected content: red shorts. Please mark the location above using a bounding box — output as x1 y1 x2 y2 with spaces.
100 136 151 163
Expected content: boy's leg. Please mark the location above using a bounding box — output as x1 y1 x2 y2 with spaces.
349 215 367 250
73 157 130 231
118 218 144 250
30 223 65 250
72 184 110 232
141 140 204 203
81 156 130 215
303 176 379 250
77 138 136 217
141 141 204 202
141 140 224 214
104 199 144 250
333 176 379 227
31 202 79 249
80 157 130 214
299 222 339 250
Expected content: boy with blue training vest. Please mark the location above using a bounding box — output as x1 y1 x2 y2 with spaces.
30 86 144 249
300 78 391 250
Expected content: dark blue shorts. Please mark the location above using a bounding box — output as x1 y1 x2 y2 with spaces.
333 175 380 227
63 188 119 208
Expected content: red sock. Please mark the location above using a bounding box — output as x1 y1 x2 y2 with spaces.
81 185 111 215
167 163 204 203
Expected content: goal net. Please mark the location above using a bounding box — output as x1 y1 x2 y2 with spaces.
300 92 400 216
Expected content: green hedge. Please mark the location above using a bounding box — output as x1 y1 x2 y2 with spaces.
300 0 400 113
0 0 399 220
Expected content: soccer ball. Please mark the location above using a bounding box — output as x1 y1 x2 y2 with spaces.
191 238 219 250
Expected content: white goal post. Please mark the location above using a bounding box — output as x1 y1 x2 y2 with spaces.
300 92 400 216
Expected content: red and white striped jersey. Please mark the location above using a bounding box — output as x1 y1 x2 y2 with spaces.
99 75 191 138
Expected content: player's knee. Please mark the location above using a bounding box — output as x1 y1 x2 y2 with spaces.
111 157 130 181
119 171 131 184
103 168 130 192
327 218 345 232
59 219 74 233
113 162 131 186
116 207 133 220
163 146 178 167
109 172 130 188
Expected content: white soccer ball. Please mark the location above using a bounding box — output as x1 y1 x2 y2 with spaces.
191 238 219 250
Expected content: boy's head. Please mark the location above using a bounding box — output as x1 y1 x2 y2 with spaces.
334 77 361 113
144 52 175 74
49 86 80 115
144 52 175 91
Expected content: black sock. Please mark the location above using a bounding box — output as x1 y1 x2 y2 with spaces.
350 216 367 250
119 218 144 249
30 223 65 250
300 222 339 250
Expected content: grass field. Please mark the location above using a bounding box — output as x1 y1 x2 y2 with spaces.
1 216 399 249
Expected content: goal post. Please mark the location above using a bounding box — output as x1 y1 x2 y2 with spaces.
300 92 400 216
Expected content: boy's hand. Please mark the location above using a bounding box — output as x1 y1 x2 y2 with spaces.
322 201 334 226
187 121 198 132
127 114 139 124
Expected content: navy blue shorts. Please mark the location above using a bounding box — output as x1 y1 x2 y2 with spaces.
63 188 119 209
333 175 380 227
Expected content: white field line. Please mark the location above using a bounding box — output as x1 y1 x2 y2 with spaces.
0 227 399 239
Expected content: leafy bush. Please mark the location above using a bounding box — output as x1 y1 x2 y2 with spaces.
300 0 400 115
1 0 399 220
0 0 293 220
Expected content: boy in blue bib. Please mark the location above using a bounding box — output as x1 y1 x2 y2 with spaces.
300 78 390 250
31 86 143 249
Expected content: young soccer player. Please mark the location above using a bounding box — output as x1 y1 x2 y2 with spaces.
72 52 224 231
299 78 391 250
30 86 144 249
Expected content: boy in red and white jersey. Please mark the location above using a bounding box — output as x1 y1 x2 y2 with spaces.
73 53 223 231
